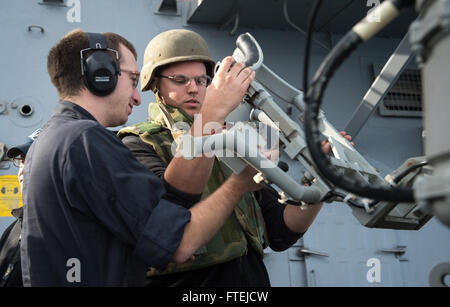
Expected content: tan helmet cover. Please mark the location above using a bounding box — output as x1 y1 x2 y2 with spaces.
140 29 215 92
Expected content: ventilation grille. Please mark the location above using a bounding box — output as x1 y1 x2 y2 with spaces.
375 65 423 117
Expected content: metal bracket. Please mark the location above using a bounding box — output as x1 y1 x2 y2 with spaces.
344 31 413 137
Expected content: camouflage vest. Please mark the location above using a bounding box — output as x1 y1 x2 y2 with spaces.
118 98 268 276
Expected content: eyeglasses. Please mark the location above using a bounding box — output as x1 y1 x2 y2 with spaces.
158 74 212 87
12 155 25 168
121 68 140 88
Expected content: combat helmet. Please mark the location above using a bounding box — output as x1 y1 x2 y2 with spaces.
140 29 215 92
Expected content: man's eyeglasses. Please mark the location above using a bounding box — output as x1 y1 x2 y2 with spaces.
158 74 212 87
121 69 140 88
13 155 25 168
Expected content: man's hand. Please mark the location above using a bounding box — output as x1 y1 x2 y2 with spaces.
227 147 281 194
228 165 262 194
201 57 255 122
321 131 354 154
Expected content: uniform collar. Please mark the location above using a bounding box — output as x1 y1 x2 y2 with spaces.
54 100 98 122
148 92 193 129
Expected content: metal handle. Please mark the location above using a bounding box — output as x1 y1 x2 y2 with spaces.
234 33 263 69
28 25 45 33
380 248 406 256
297 248 329 257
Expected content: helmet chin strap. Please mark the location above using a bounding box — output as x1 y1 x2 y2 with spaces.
154 90 176 130
150 78 159 94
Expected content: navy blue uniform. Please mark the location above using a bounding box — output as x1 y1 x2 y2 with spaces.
21 101 190 286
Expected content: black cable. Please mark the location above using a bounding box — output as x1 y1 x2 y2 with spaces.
324 161 428 210
331 191 376 210
303 0 415 203
302 0 323 92
393 161 428 184
316 0 355 32
392 0 415 9
259 157 425 208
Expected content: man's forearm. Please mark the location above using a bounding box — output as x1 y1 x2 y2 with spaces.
164 156 215 194
164 111 225 194
283 202 324 234
172 174 247 263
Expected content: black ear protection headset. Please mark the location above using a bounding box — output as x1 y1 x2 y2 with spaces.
80 32 121 96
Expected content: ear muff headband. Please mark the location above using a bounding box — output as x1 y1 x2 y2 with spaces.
80 32 121 96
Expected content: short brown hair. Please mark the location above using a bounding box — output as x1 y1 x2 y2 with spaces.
47 29 137 98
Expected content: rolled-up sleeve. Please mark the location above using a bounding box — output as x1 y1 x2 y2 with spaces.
256 187 305 251
134 198 190 270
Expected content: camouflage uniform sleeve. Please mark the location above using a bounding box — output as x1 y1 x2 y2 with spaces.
255 187 305 251
122 134 167 179
122 134 202 209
